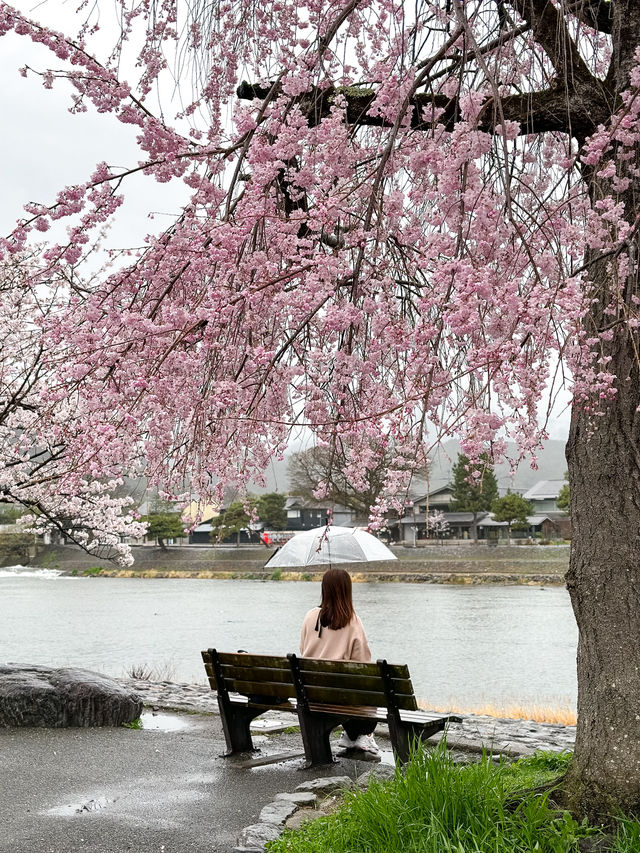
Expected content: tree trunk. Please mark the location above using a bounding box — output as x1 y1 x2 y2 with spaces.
564 314 640 819
471 512 478 543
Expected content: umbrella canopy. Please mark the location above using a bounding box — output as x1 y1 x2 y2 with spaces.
264 526 397 569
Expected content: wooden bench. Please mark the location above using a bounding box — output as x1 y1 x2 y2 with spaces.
202 648 462 765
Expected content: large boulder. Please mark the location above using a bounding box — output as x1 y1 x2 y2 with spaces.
0 665 142 727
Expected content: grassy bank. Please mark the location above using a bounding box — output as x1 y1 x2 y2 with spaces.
30 543 568 582
268 748 640 853
62 566 566 585
421 700 577 726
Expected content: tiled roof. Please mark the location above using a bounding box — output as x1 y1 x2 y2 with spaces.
522 480 566 500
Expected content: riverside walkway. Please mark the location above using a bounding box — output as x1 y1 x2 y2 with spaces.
0 678 576 853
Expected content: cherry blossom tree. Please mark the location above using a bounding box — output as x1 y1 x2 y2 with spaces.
425 509 449 539
0 250 145 564
0 0 639 817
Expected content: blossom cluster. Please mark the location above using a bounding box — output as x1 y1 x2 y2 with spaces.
0 0 637 539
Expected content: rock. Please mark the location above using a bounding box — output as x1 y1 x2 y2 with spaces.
295 775 352 794
355 764 397 788
258 800 298 825
237 823 282 848
276 791 317 806
0 665 142 727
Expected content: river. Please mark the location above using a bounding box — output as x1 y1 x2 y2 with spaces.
0 569 577 709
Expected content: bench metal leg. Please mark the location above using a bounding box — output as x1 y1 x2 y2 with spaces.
218 698 263 756
388 717 448 764
297 711 338 766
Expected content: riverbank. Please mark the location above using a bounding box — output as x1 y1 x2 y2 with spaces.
67 568 567 584
0 677 577 853
29 543 569 585
118 676 576 757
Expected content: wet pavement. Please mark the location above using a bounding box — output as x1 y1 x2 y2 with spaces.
0 686 576 853
0 713 367 853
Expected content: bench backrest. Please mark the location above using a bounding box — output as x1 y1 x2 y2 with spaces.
289 654 418 712
201 649 418 712
201 650 298 700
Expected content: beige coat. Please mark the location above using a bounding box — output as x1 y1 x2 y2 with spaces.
299 606 372 662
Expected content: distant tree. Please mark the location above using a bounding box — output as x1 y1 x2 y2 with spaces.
491 493 533 544
450 454 499 542
0 505 23 524
210 499 256 546
256 493 287 530
557 473 570 513
288 443 425 519
142 512 185 551
426 510 450 541
0 530 34 564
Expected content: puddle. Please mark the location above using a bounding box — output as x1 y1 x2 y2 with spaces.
48 797 114 817
139 711 191 732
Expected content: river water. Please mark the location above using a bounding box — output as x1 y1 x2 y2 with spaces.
0 569 577 709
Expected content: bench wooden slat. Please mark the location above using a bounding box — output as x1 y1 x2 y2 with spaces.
229 694 298 711
399 710 463 724
226 679 297 699
217 652 291 668
298 658 410 679
304 684 417 711
220 664 294 684
299 669 413 694
307 702 386 720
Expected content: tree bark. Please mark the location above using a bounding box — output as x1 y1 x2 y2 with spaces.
565 273 640 818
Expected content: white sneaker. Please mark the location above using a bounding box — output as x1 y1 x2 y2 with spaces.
353 734 380 754
337 731 356 749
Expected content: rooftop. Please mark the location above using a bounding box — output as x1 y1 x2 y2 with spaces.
523 480 566 500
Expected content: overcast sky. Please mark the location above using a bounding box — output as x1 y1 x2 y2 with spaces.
0 2 571 441
0 4 190 248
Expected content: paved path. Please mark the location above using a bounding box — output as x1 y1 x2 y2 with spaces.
0 680 576 853
0 714 359 853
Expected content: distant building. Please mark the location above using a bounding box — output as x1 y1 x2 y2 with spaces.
396 479 571 543
398 488 485 542
285 497 356 531
522 480 567 514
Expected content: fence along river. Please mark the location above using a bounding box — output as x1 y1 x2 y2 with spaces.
0 571 577 710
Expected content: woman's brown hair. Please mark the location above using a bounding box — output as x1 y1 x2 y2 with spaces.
319 568 355 630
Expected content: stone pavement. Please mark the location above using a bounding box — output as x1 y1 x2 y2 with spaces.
0 679 576 853
120 676 576 758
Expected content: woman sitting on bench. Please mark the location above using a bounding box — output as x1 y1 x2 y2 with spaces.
299 568 379 755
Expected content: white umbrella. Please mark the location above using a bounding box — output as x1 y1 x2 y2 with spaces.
264 526 397 568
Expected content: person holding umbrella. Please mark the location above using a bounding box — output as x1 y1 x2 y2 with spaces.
300 567 379 755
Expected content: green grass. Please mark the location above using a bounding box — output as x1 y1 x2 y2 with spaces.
82 566 103 576
267 746 640 853
121 717 143 729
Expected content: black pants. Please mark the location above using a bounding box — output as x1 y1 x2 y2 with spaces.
343 719 377 739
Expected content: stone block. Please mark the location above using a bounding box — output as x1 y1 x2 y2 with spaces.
258 800 298 825
276 791 317 806
238 823 282 848
295 775 352 794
